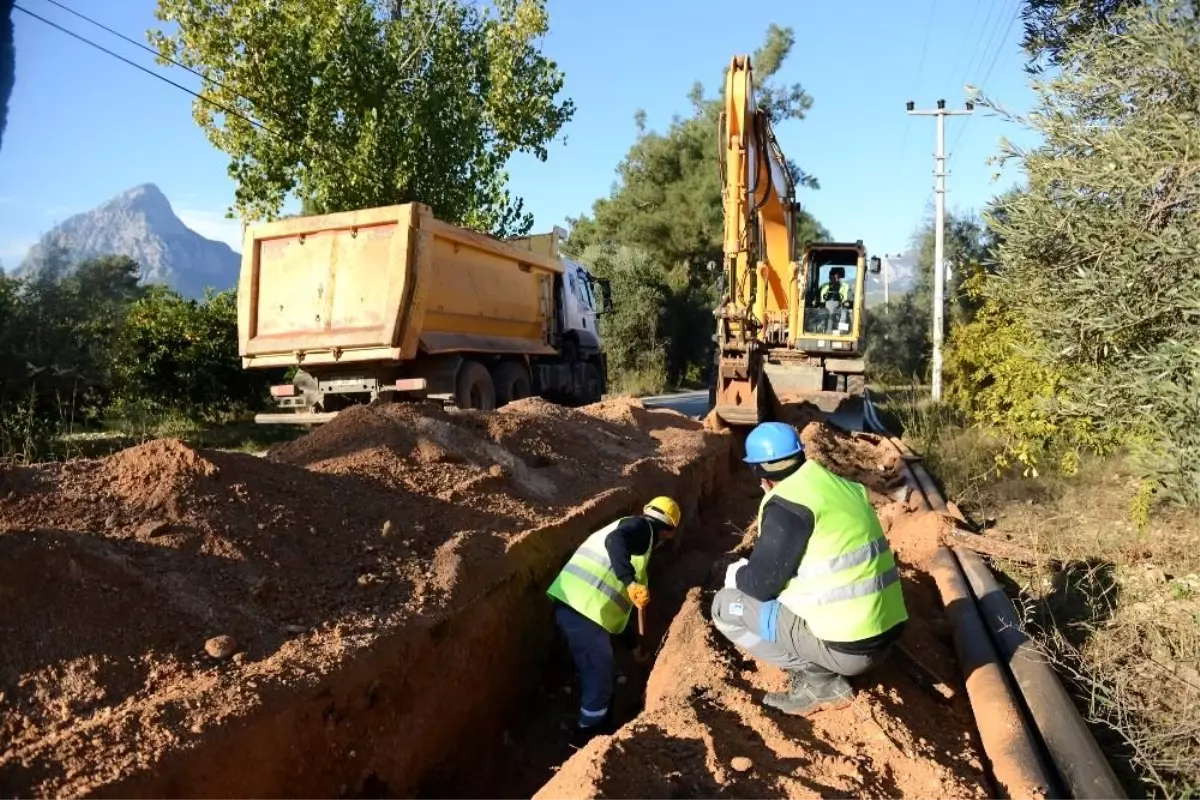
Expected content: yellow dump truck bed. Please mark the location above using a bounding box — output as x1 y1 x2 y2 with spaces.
237 203 564 370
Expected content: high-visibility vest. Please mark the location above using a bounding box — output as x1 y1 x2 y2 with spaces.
820 281 849 303
546 518 652 634
765 461 908 642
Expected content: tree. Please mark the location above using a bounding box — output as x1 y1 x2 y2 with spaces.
967 0 1200 504
909 211 991 330
865 211 991 381
150 0 574 236
863 294 932 381
566 25 827 387
0 0 13 153
0 250 146 457
1020 0 1145 71
579 244 671 394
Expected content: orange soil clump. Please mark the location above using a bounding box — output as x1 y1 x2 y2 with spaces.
0 398 722 798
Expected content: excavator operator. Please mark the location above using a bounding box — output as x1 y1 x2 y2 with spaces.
711 423 907 716
819 267 851 306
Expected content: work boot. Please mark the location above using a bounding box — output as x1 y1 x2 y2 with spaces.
568 707 613 749
763 665 854 716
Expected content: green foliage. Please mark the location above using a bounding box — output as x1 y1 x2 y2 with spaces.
909 211 991 330
566 25 826 391
0 0 13 153
0 249 272 460
0 250 145 459
963 0 1200 504
864 293 930 381
579 244 670 395
113 287 275 419
150 0 573 236
1020 0 1144 71
864 210 988 381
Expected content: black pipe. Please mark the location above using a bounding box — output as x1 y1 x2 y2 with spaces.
929 547 1061 799
954 547 1127 799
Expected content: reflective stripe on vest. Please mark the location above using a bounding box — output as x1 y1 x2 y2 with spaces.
766 461 908 642
546 518 653 634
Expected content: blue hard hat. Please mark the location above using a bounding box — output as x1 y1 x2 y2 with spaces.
743 422 804 464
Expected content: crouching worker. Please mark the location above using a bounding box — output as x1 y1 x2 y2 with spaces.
547 496 682 746
713 422 907 716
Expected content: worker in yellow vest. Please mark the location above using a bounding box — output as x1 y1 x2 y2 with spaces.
547 496 682 746
712 422 907 716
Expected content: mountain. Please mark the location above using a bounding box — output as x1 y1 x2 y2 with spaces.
865 253 920 305
19 184 240 299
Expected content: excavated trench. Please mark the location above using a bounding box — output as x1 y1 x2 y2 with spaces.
417 468 762 799
1 400 1000 800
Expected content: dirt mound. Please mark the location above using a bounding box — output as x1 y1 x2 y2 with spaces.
0 398 723 798
800 422 904 494
536 426 988 800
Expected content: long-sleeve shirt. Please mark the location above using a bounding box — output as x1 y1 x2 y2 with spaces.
735 494 903 654
603 515 657 586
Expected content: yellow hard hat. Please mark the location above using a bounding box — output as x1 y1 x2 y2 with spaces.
643 496 682 528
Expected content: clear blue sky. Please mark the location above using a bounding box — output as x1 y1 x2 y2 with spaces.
0 0 1040 269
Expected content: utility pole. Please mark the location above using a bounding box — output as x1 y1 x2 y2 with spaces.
906 98 973 402
882 254 891 309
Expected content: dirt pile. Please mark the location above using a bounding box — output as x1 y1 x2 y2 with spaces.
536 428 991 800
0 398 725 798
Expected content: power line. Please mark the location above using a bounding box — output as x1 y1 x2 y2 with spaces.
949 1 1022 155
13 3 283 139
13 1 386 195
39 0 255 113
955 0 1001 94
944 0 985 97
910 0 940 104
897 0 940 180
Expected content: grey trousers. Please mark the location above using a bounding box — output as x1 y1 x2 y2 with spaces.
711 586 892 677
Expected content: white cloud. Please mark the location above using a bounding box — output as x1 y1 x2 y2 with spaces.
176 207 245 252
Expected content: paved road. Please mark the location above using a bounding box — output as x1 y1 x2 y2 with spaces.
642 390 710 419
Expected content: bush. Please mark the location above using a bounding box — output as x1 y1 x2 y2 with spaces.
112 286 275 419
0 251 142 460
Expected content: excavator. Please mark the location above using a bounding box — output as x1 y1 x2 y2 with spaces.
710 54 881 429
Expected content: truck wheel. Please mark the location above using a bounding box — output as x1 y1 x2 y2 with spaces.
581 362 603 405
492 361 532 407
455 360 496 411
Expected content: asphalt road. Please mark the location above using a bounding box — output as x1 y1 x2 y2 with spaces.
641 390 710 419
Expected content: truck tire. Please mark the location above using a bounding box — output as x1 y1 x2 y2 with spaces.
455 360 496 411
492 361 532 407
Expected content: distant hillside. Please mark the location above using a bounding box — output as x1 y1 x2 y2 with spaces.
19 184 240 299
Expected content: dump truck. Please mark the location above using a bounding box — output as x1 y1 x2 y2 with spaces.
237 203 612 424
710 54 880 428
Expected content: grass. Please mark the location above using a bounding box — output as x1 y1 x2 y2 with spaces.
54 411 302 460
876 384 1200 797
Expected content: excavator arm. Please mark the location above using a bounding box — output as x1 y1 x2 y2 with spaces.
713 55 800 424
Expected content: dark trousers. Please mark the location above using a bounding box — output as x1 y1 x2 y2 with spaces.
554 602 613 729
711 587 892 677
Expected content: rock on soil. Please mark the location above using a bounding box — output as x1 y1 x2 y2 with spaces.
536 433 990 800
0 397 718 798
